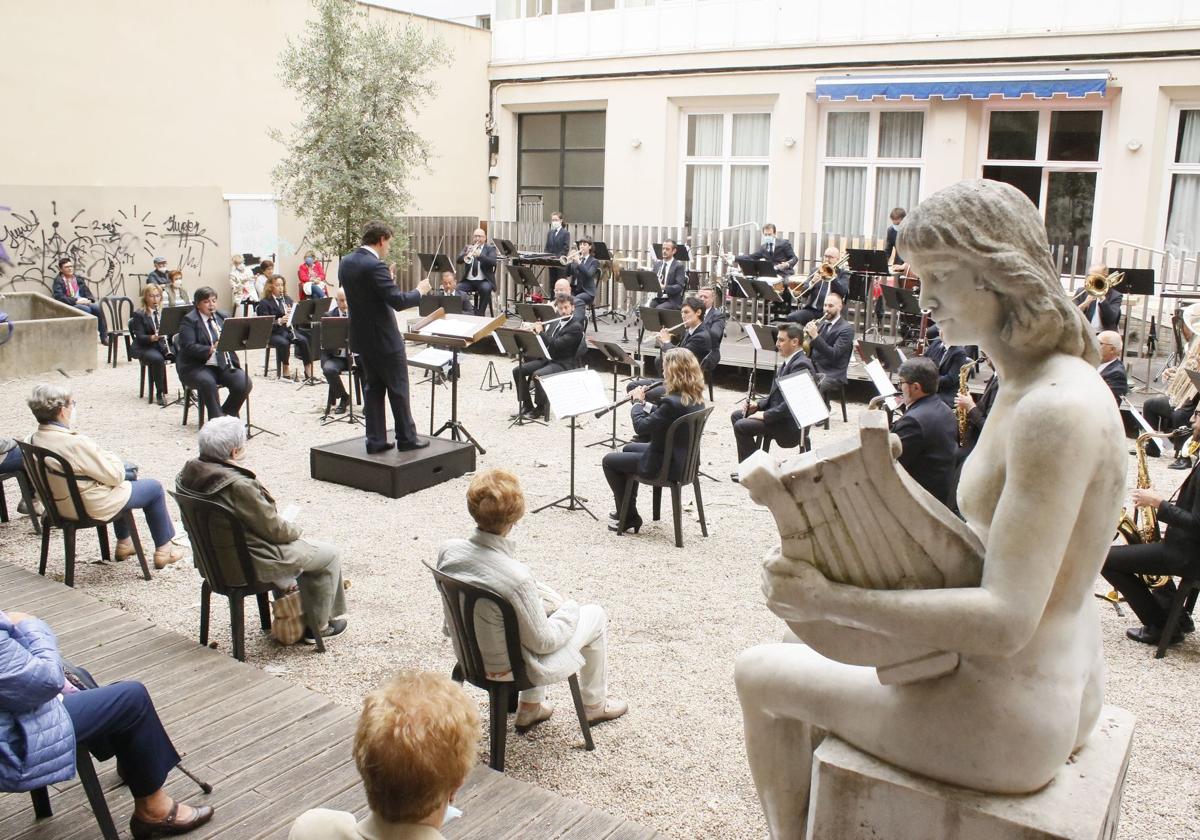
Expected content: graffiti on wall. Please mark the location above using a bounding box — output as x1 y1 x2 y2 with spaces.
0 201 218 298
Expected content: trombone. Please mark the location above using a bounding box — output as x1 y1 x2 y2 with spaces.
1083 270 1125 299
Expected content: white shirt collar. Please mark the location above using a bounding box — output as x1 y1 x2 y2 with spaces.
361 244 380 260
1097 358 1119 373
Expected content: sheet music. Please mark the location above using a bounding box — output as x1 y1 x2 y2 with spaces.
778 371 831 428
493 332 505 353
285 303 297 328
896 348 908 363
536 334 549 358
1122 399 1156 436
746 326 763 351
419 318 477 339
538 368 609 419
864 359 897 397
410 347 455 371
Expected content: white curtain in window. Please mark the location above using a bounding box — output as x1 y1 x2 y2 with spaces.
688 114 723 157
732 114 771 156
730 165 768 227
874 167 921 238
1166 174 1200 256
687 164 721 229
826 112 869 158
878 112 924 159
1180 110 1200 164
823 166 866 235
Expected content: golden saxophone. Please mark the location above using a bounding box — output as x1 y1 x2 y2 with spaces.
956 358 985 446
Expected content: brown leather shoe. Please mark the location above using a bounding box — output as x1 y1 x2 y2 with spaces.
130 802 214 838
153 546 184 570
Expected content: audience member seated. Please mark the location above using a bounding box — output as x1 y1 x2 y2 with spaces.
1102 405 1200 647
27 383 183 569
322 287 352 415
604 349 707 533
146 256 171 287
730 324 817 477
892 357 959 507
288 671 477 840
230 253 258 309
129 284 171 407
511 293 583 421
0 609 214 837
175 417 348 645
1096 330 1128 405
257 275 313 382
51 257 107 345
298 251 328 299
176 286 252 420
437 469 628 729
0 435 34 518
161 270 191 308
803 291 854 406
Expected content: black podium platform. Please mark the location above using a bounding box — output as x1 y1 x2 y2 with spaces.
310 433 475 498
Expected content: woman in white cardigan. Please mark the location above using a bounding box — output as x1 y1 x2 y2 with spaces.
436 469 627 731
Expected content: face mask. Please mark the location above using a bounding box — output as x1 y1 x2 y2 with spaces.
763 236 775 247
551 221 561 229
305 257 315 266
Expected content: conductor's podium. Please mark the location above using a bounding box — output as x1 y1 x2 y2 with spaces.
310 433 475 498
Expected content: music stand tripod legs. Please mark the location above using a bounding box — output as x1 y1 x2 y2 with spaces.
432 347 485 454
587 365 631 450
532 416 596 519
240 348 278 439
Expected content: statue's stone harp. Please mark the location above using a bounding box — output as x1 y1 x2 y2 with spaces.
741 411 985 685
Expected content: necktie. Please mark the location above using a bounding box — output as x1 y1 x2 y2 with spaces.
659 261 667 285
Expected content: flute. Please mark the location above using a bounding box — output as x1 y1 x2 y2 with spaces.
594 393 636 418
523 314 571 330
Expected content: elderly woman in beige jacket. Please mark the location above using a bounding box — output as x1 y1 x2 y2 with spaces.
26 383 183 569
174 416 348 644
436 469 627 730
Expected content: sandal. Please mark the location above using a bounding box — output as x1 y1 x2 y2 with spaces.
515 701 555 733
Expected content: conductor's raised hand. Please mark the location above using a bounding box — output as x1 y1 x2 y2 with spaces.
416 277 432 295
761 547 833 622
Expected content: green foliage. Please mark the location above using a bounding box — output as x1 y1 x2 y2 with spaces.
271 0 446 261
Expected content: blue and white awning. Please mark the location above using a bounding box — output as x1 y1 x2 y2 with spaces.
815 69 1109 102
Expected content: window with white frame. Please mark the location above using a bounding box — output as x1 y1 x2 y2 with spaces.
981 106 1104 272
819 109 924 239
1165 108 1200 256
682 112 770 229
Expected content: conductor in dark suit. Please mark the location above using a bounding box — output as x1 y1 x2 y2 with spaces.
1096 331 1128 404
511 293 584 420
730 323 817 473
892 357 958 507
1102 405 1200 647
456 228 498 316
924 333 969 407
567 237 599 305
1072 265 1122 332
175 286 252 420
51 257 107 343
804 291 855 405
545 211 570 283
740 223 798 277
340 221 432 454
651 239 687 310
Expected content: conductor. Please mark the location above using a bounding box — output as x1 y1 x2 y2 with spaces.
340 221 432 454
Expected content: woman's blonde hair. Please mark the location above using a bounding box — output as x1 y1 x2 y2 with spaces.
139 284 162 310
898 179 1098 365
354 671 479 823
466 468 526 534
662 348 705 406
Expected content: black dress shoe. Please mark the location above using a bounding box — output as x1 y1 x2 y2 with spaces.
1125 625 1184 646
396 438 430 452
303 617 348 644
366 443 393 454
608 515 643 535
609 511 620 521
334 400 348 415
730 472 741 484
1169 456 1192 470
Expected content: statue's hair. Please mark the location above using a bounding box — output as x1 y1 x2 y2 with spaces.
898 179 1098 365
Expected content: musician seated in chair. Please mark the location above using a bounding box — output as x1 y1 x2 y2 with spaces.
256 275 313 382
321 287 353 416
786 247 850 326
923 325 970 408
650 239 687 310
433 269 471 309
176 287 252 420
567 237 599 306
1101 406 1200 647
1096 330 1128 405
630 297 711 396
129 284 172 407
511 293 584 421
456 228 497 317
804 291 854 406
730 325 816 478
1071 262 1122 333
892 356 959 507
739 222 798 278
604 349 707 534
1142 303 1200 463
437 469 627 730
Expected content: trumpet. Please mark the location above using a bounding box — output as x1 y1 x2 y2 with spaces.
462 242 484 264
559 247 581 266
1083 270 1125 299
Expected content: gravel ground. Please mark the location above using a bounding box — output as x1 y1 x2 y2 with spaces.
0 342 1197 839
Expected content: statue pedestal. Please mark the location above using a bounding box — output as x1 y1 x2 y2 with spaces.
808 705 1135 840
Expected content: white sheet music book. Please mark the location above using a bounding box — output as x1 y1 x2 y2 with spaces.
419 318 476 339
535 334 550 359
410 347 454 371
538 367 609 419
1122 398 1156 436
864 359 897 397
778 370 831 429
493 332 505 353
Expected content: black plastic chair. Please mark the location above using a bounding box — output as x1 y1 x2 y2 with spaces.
819 381 849 430
18 442 151 588
263 345 283 379
100 296 134 368
617 405 714 548
1157 573 1200 659
427 562 593 772
0 464 41 534
170 490 324 661
22 744 119 840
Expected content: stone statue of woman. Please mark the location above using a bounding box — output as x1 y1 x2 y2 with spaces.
734 179 1127 837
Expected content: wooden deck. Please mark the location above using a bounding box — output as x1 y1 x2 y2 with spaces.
0 561 662 840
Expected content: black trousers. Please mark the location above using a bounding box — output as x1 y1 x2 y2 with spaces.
603 442 649 517
61 681 180 799
360 350 417 450
269 332 312 366
182 364 251 419
817 376 842 406
457 278 493 316
513 359 570 412
323 356 349 403
731 408 799 463
1142 395 1196 457
136 347 168 396
1102 542 1195 629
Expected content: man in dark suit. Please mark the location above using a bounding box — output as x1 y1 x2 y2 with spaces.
321 286 353 415
512 293 584 420
804 291 854 406
1072 264 1122 332
51 257 107 344
924 334 970 407
651 239 687 310
1096 331 1128 405
633 297 712 397
730 323 817 474
892 357 958 507
340 220 432 454
1102 405 1200 646
545 211 570 284
567 237 599 305
431 269 471 311
456 228 498 316
175 286 252 420
787 247 850 325
697 285 727 371
740 223 798 278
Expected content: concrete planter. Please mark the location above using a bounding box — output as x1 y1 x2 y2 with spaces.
0 292 98 378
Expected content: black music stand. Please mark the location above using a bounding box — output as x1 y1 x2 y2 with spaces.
480 331 511 393
586 339 635 450
652 243 691 262
319 316 361 427
516 302 556 324
506 264 546 307
847 249 890 275
736 259 781 323
857 339 906 374
158 305 192 409
744 322 778 401
1113 267 1156 383
217 316 276 439
290 297 333 388
419 295 465 316
880 284 923 346
496 327 548 428
494 238 519 258
418 253 454 281
638 305 683 373
590 241 621 322
847 249 891 338
619 270 662 342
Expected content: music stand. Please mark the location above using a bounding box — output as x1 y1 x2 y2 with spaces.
290 298 332 388
638 306 683 373
743 322 778 400
880 284 924 346
1114 267 1156 387
516 302 556 324
419 295 465 316
409 347 455 435
158 305 192 409
493 238 519 258
585 339 635 450
618 271 662 342
778 370 831 454
217 316 276 439
531 368 610 519
496 327 549 428
847 249 890 275
418 253 454 281
319 316 361 427
652 243 691 262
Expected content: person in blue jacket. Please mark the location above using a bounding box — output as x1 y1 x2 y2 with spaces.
0 609 213 838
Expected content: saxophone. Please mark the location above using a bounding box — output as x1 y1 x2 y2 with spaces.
955 358 985 446
1116 432 1160 545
